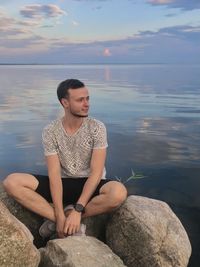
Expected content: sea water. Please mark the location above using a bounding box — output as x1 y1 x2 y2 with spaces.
0 64 199 266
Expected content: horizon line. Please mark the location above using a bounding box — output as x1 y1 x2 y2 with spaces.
1 62 200 66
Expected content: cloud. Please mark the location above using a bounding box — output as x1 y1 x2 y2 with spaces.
0 17 15 29
1 24 200 64
20 4 66 19
0 5 66 42
165 13 178 17
72 0 108 1
0 28 31 38
0 35 45 49
103 48 111 56
147 0 200 11
0 11 38 41
92 6 103 10
148 0 173 4
139 25 200 42
18 20 40 27
0 11 34 38
67 0 200 11
50 24 200 63
72 20 79 26
0 10 17 29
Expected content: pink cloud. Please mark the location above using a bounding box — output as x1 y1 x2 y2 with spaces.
148 0 173 4
103 48 111 56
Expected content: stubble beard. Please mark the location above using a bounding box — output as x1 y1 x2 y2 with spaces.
70 110 89 118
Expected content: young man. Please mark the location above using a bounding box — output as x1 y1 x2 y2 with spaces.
3 79 127 238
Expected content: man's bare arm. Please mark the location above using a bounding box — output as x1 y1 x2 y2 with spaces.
45 154 65 237
77 147 107 206
63 147 106 235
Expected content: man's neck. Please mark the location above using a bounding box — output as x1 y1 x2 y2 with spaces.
62 114 84 135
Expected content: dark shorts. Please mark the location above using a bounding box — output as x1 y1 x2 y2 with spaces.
33 174 111 205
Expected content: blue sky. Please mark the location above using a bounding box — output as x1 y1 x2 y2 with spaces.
0 0 200 64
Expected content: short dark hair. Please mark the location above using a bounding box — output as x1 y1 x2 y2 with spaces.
57 79 85 103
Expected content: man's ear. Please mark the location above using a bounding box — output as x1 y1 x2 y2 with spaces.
61 98 69 108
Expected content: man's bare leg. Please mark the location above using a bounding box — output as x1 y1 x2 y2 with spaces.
82 181 127 218
3 173 56 222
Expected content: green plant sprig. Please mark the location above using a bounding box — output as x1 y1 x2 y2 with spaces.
115 169 147 184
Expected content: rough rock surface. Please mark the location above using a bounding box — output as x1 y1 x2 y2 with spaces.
0 181 192 267
0 201 40 267
39 236 127 267
106 195 192 267
0 182 44 247
82 214 109 241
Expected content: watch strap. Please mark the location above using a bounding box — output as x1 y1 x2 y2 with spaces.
74 203 85 213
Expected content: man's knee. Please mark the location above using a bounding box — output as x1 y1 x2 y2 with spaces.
104 181 127 208
3 173 20 195
113 182 127 205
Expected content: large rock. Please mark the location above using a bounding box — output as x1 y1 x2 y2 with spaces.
0 182 45 247
1 181 192 267
82 214 109 241
0 201 40 267
39 236 126 267
106 195 192 267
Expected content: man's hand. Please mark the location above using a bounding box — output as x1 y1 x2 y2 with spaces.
56 213 66 238
64 210 81 236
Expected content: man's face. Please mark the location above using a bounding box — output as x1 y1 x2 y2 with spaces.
66 87 90 117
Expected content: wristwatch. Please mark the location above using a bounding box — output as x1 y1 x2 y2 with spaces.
74 203 85 213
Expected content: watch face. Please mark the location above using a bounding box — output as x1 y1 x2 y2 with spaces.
74 203 85 212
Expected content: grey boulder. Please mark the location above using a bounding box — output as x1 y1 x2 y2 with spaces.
39 236 127 267
0 182 44 247
82 213 109 241
106 195 192 267
0 201 40 267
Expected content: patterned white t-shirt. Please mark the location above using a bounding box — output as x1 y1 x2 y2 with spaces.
42 117 108 179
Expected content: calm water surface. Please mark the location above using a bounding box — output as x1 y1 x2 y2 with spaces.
0 64 200 266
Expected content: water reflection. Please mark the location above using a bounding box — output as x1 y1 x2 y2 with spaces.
0 65 199 165
0 64 199 174
104 66 111 81
135 117 200 164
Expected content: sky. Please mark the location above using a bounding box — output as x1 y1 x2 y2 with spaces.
0 0 200 64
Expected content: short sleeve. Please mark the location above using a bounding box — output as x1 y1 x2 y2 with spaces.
42 125 58 156
93 121 108 149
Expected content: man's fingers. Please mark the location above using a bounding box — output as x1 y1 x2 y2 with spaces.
64 223 79 235
57 231 65 238
71 224 79 234
64 223 70 235
56 224 65 238
75 225 79 234
64 211 81 235
66 224 75 235
68 227 73 235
